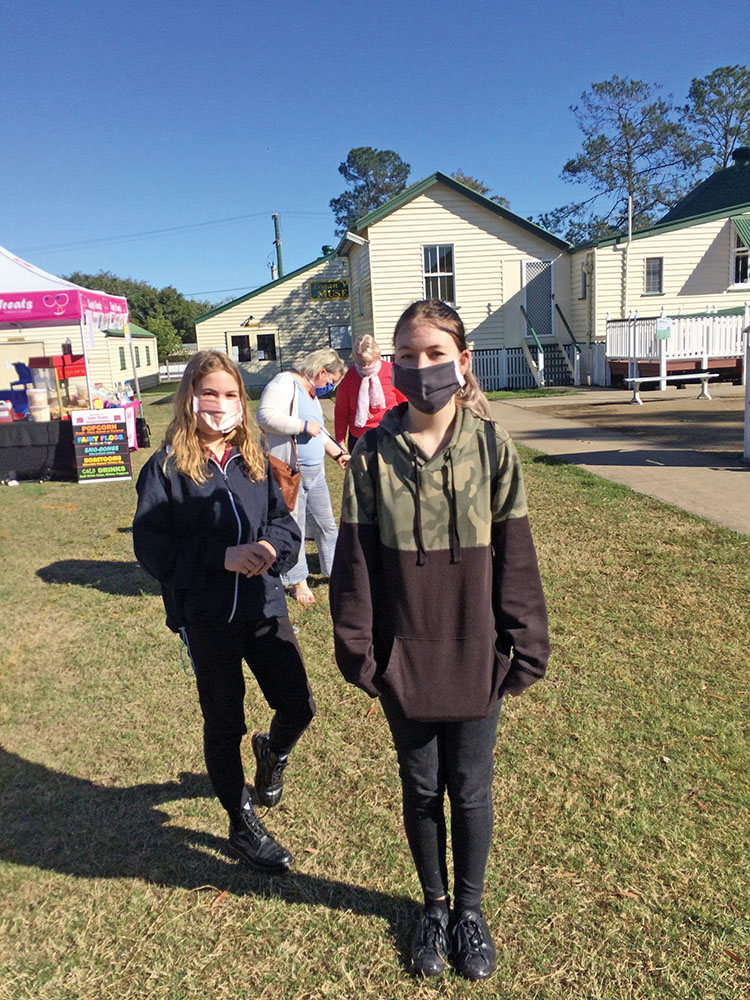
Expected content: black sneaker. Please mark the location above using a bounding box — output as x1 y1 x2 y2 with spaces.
411 904 451 977
227 802 293 873
252 732 289 808
452 908 496 981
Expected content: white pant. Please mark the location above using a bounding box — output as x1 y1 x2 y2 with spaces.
282 464 338 586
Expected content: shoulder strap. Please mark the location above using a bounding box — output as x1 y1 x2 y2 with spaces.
484 419 498 500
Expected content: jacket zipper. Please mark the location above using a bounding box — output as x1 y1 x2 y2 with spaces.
209 453 243 623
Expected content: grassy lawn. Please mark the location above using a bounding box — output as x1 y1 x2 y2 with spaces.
0 390 747 1000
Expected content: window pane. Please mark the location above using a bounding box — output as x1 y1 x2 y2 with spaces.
231 335 251 362
440 275 455 302
438 245 453 272
645 257 662 293
119 346 126 370
135 347 141 367
425 275 440 298
424 246 438 273
256 334 277 360
145 346 151 366
736 251 749 284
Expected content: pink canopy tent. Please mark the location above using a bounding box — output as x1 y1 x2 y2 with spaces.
0 243 130 401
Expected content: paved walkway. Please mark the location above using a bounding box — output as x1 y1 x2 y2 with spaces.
489 386 750 536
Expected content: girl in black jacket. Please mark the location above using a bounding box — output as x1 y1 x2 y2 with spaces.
133 350 315 872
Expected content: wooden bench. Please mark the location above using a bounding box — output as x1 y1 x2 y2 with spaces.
624 372 719 405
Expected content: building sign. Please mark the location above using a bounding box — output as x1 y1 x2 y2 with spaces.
310 280 349 300
656 317 672 340
72 408 132 483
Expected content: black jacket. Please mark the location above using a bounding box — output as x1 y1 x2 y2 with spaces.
133 448 300 631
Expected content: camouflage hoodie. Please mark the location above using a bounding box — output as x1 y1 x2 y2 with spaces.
330 403 549 722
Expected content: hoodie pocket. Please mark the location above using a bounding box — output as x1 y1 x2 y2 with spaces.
381 633 508 722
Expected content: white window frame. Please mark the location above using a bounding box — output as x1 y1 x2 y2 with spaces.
731 227 750 287
422 243 456 304
644 257 664 295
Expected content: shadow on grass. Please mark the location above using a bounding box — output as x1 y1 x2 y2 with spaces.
527 442 750 470
0 749 416 968
37 559 160 596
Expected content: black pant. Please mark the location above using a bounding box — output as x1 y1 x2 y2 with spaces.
380 691 502 912
183 616 315 818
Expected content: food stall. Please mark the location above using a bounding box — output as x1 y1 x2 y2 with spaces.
0 244 144 481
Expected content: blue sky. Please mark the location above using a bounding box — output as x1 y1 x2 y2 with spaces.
2 0 744 304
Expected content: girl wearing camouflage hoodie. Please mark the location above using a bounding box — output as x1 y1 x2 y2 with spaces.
330 300 549 981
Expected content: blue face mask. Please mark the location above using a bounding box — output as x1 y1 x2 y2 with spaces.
315 380 335 397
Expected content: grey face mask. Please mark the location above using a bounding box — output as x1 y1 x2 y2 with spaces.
392 359 466 414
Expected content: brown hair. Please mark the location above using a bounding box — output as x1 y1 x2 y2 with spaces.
393 300 491 419
163 350 265 483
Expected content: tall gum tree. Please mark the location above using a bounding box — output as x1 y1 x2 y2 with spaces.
330 147 411 236
536 75 701 243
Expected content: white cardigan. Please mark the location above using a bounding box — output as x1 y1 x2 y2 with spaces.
256 372 324 469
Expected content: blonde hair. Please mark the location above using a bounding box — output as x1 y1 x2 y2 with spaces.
297 348 345 380
353 334 381 366
163 350 265 483
393 300 491 420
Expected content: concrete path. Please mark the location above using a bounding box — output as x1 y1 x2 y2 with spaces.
489 387 750 536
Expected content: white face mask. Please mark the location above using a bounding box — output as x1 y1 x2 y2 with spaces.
193 395 243 434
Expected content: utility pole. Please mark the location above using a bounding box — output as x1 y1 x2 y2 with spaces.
272 213 283 278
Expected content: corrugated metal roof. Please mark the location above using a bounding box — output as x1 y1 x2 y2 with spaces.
659 148 750 225
731 213 750 245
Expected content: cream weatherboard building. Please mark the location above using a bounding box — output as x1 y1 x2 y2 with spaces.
337 172 582 385
194 251 351 388
568 146 750 382
195 150 750 389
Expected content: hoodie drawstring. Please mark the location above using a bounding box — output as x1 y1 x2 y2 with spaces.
411 446 428 566
446 448 461 565
410 445 461 566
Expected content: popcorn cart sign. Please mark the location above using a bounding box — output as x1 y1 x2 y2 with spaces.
72 409 132 483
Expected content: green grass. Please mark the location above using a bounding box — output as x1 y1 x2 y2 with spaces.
0 391 747 999
485 387 579 400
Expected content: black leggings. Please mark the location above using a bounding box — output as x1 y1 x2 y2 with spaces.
380 692 502 912
183 616 315 818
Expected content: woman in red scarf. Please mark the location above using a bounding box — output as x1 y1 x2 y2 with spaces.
334 334 406 454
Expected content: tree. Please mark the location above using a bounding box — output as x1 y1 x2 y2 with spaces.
64 271 210 343
450 170 510 209
330 147 411 235
683 65 750 169
536 76 701 243
147 311 183 363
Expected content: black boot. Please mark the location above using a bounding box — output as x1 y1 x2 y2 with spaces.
410 904 451 977
227 800 293 873
252 732 289 808
452 908 496 980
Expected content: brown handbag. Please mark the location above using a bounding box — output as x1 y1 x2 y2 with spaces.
268 437 300 511
266 381 301 511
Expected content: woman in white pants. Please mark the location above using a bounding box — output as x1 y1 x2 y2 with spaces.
257 349 348 604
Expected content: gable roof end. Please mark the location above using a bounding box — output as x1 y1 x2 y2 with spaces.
340 172 571 251
194 251 338 324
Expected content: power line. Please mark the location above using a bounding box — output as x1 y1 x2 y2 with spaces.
18 209 332 255
184 285 255 297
